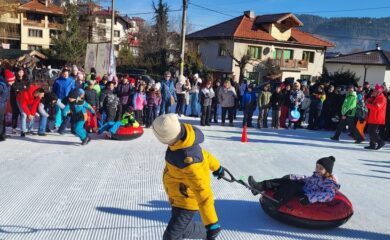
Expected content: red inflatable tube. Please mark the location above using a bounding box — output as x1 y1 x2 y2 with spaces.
111 126 144 141
260 190 353 229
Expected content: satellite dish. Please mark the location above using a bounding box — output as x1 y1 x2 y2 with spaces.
263 47 270 55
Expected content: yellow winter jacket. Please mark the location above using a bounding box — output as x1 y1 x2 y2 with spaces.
163 123 221 226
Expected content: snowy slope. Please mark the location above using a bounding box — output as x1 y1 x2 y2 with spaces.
0 116 389 240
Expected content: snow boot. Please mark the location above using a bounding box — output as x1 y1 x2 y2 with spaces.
82 136 91 145
248 176 264 195
376 141 386 150
364 142 377 150
330 136 339 141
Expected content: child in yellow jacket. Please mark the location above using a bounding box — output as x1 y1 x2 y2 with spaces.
152 114 224 240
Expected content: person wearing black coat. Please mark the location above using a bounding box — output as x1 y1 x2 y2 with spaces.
10 68 27 133
322 85 337 130
308 86 325 130
100 81 119 123
115 77 133 121
270 86 283 128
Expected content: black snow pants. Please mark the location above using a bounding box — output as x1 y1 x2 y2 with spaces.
163 207 207 240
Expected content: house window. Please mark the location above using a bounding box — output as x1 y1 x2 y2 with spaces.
98 18 106 24
98 28 106 37
114 45 120 51
300 75 311 81
218 43 226 56
10 12 18 19
28 29 43 38
50 30 61 38
302 51 315 63
114 30 120 37
273 48 294 60
28 45 42 50
248 46 262 59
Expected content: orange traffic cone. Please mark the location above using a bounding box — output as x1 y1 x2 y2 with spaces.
241 125 248 143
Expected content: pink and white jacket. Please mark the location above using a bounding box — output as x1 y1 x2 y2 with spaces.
290 173 340 203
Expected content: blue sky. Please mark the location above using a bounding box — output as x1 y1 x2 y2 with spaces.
112 0 390 31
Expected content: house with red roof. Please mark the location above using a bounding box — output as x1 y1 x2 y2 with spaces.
187 11 335 83
0 0 64 50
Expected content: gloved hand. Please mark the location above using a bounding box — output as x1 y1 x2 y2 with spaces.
299 196 310 206
212 166 225 180
206 223 221 240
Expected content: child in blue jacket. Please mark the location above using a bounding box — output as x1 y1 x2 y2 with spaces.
63 89 95 145
241 84 257 127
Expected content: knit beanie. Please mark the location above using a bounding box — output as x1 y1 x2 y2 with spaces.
152 114 182 145
317 156 336 174
4 69 15 83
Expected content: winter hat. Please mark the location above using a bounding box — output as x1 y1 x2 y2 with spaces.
317 156 336 174
78 88 85 96
68 89 79 99
4 69 15 83
152 114 182 145
375 84 384 92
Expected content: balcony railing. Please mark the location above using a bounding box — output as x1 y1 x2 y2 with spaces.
23 20 45 28
48 22 63 29
0 32 21 39
271 59 308 70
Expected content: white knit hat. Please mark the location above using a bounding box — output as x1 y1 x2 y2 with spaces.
152 114 182 145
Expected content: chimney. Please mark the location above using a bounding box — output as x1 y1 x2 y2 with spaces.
376 43 381 51
244 10 255 19
45 0 48 7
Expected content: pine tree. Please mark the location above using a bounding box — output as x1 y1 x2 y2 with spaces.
51 3 87 65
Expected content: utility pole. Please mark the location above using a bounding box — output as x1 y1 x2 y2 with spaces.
179 0 188 77
109 0 115 76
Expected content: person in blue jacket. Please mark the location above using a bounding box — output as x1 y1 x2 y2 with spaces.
52 68 75 129
159 71 176 116
63 89 95 145
241 84 257 127
0 68 16 141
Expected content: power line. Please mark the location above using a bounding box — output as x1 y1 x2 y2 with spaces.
122 9 182 16
189 2 236 18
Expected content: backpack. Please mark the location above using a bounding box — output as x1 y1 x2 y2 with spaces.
356 101 368 121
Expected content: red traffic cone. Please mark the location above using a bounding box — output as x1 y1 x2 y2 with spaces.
241 125 248 143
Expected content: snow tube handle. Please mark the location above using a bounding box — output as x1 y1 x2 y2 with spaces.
221 168 236 183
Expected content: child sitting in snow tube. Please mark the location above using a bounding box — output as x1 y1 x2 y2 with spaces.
98 107 143 140
248 156 353 228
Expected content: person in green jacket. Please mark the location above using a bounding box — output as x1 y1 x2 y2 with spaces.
257 84 272 128
331 85 363 143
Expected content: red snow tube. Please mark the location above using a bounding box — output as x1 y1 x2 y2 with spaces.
260 190 353 229
111 126 144 141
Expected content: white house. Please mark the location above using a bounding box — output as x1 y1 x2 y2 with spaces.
186 11 334 83
326 47 390 87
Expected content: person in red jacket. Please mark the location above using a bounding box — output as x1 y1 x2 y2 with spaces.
16 84 45 137
365 84 387 150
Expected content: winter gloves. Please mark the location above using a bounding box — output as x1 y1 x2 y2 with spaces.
206 223 221 240
212 166 225 179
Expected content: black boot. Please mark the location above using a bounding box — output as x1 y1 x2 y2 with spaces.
330 136 339 141
376 141 386 150
248 176 264 195
365 142 377 150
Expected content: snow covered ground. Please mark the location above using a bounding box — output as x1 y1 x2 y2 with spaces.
1 115 390 240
